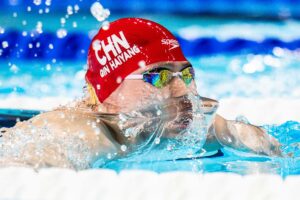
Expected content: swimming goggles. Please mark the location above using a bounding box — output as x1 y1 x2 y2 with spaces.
125 65 195 88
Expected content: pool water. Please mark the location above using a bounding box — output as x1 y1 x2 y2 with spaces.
1 52 300 176
1 13 300 176
97 120 300 177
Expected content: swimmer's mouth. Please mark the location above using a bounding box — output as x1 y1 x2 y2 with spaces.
170 112 193 130
166 98 194 130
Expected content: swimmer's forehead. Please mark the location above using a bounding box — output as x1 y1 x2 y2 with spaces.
133 61 191 74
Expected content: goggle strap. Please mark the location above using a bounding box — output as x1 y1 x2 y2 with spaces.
125 74 144 80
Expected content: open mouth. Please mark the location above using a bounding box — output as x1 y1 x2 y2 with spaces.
165 97 194 131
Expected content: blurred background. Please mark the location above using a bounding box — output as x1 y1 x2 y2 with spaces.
0 0 300 126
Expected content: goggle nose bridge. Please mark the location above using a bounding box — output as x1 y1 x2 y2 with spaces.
171 72 183 77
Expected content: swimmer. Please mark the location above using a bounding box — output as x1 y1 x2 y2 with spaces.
0 18 282 170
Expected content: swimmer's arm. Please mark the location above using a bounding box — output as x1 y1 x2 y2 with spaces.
211 114 282 156
0 110 121 169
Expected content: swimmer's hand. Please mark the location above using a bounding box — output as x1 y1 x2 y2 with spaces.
212 115 282 157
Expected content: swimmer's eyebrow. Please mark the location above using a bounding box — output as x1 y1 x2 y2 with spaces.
147 63 192 73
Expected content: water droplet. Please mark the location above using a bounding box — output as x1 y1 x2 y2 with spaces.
60 17 66 25
92 40 101 51
33 0 42 6
124 131 130 138
120 145 127 152
10 64 19 73
48 43 54 49
45 8 50 13
67 5 73 15
36 21 43 33
28 43 33 48
102 21 110 30
72 21 77 28
116 76 122 84
56 29 67 38
27 6 31 12
22 20 27 26
45 0 51 6
154 138 160 144
74 4 80 12
0 27 4 34
90 2 110 22
138 60 146 68
96 84 101 90
13 12 17 18
38 9 43 14
45 64 51 71
106 153 112 159
167 144 173 151
2 41 8 49
156 110 162 116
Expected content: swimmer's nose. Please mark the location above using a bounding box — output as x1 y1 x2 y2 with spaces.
169 77 189 98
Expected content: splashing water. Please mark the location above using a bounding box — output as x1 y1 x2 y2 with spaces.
92 93 214 168
90 2 110 22
0 120 93 170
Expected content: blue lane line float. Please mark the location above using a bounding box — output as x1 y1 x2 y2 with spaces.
1 30 300 60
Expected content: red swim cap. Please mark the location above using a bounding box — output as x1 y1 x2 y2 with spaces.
86 18 188 103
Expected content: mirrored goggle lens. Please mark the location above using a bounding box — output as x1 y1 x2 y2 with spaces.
181 67 195 85
143 70 172 88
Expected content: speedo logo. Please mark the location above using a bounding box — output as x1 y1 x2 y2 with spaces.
161 39 179 50
92 31 141 78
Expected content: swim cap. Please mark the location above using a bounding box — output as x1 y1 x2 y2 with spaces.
86 18 188 103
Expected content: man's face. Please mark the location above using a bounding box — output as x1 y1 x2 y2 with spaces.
98 61 208 157
100 61 198 113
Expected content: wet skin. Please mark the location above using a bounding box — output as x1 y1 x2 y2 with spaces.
0 61 282 169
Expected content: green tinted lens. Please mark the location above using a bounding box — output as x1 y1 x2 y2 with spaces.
181 67 195 85
159 70 172 87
